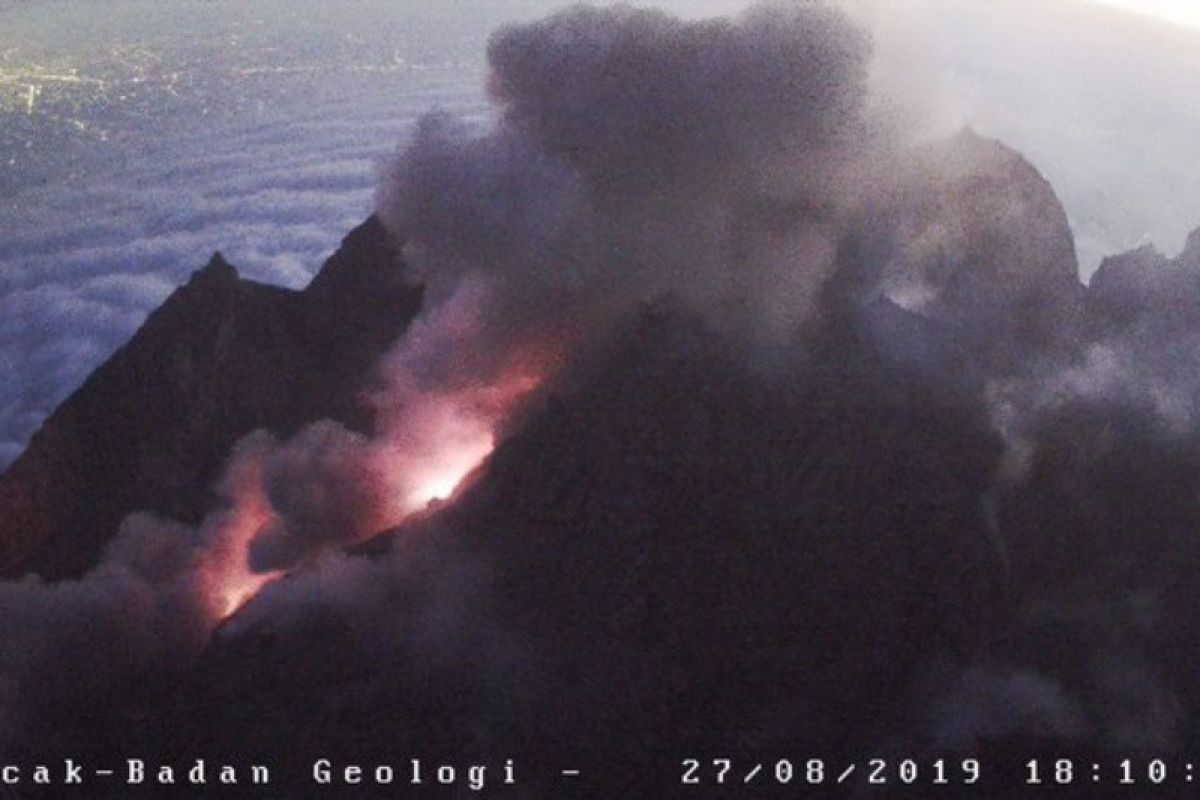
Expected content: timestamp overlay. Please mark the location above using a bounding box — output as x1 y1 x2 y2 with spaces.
665 756 1200 794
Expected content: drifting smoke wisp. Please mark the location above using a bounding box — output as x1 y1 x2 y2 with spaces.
0 435 271 750
368 274 554 517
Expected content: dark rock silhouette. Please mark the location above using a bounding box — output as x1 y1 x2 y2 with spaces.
868 129 1087 372
1089 227 1200 334
0 216 422 580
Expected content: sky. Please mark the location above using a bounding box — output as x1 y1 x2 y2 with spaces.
0 0 1198 469
1090 0 1200 30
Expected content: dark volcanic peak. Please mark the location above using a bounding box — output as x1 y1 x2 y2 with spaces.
1181 226 1200 268
0 217 421 580
177 306 1003 792
1089 226 1200 333
869 129 1085 371
194 251 238 285
6 129 1197 790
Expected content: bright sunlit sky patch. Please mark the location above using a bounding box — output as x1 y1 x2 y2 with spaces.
1088 0 1200 30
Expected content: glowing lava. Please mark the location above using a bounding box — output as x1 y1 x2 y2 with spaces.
375 359 548 517
194 273 556 623
215 568 276 619
370 275 555 520
407 424 495 507
193 442 284 622
193 353 548 624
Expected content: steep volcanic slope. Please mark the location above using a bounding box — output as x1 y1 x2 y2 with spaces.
9 109 1200 794
144 307 1001 796
145 184 1200 798
14 134 1095 795
0 216 422 581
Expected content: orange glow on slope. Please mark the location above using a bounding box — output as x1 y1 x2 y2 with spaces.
208 530 281 622
369 274 557 523
194 449 284 622
194 272 558 622
375 356 549 518
406 424 495 507
198 350 550 623
215 562 278 619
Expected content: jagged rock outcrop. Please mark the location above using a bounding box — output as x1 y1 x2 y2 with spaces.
867 129 1087 371
1088 227 1200 333
0 216 421 580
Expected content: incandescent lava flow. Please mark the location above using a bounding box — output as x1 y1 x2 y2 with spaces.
204 289 556 623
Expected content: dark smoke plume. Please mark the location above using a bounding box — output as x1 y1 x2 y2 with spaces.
377 1 880 381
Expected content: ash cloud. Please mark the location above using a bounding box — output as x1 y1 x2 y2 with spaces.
369 1 1200 763
377 1 879 386
248 422 388 573
5 0 1200 473
0 0 887 757
0 418 400 752
912 228 1200 756
0 442 252 753
485 3 869 186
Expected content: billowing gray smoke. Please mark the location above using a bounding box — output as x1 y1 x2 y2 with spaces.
248 421 386 573
0 435 265 751
376 2 879 382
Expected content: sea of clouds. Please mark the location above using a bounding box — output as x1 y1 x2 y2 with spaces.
0 0 1198 470
0 0 501 467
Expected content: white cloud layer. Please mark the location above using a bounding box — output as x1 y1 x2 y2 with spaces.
0 0 1198 469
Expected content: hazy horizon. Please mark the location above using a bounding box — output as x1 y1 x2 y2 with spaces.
1 0 1198 468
